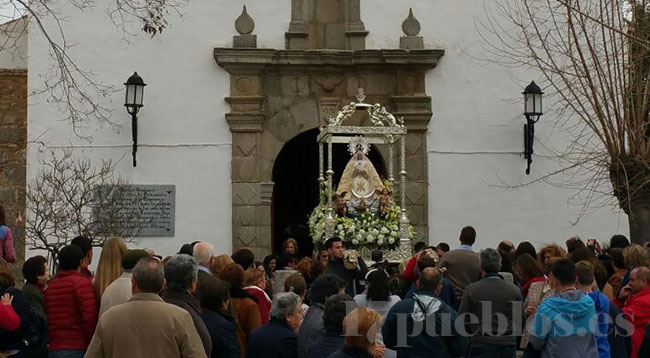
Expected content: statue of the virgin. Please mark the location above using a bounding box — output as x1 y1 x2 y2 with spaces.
336 150 386 216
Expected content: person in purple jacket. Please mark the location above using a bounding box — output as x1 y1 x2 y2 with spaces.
0 205 16 263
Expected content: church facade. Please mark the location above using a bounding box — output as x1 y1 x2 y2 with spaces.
24 0 627 259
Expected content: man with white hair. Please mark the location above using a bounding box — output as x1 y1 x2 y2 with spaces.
246 292 302 358
193 241 215 287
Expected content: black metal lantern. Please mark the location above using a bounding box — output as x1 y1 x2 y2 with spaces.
523 81 543 175
124 72 146 167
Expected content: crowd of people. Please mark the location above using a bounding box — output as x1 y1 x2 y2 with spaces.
1 217 650 358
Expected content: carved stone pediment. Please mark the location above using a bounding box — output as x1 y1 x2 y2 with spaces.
216 5 444 255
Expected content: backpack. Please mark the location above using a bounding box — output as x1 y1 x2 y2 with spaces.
0 225 6 241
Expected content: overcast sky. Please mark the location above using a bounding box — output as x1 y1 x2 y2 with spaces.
0 1 25 24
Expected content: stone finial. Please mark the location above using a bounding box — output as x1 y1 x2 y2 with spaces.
401 8 421 36
233 5 257 48
235 5 255 35
400 8 423 50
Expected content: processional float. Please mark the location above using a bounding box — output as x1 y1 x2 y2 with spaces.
309 89 414 261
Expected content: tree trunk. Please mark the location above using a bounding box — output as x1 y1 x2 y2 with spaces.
629 199 650 245
610 158 650 245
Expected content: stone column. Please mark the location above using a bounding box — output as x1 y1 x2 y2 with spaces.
0 70 26 266
391 73 432 242
286 0 309 49
226 65 273 257
344 0 368 50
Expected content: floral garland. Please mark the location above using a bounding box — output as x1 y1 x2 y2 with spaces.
308 182 415 250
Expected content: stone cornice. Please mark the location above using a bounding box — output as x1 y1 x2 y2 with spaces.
214 48 444 74
391 95 434 132
0 69 27 76
225 113 265 132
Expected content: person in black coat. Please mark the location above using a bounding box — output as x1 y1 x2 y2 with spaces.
608 302 631 358
382 268 469 358
324 237 368 296
307 294 356 358
0 264 32 356
247 292 302 358
198 275 240 358
639 324 650 358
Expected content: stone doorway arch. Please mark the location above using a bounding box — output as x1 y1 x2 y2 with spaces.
272 128 386 257
215 4 444 258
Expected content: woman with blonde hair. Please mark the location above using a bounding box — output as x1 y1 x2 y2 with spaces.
611 244 650 306
330 307 385 358
93 236 127 301
283 238 299 256
624 244 649 269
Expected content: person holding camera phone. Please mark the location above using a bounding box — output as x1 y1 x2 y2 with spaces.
323 237 368 296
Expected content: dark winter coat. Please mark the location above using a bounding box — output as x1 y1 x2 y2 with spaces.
200 308 240 358
162 289 212 357
458 272 523 347
297 303 325 358
307 332 344 358
0 286 30 352
608 302 630 358
325 259 367 296
382 289 469 358
246 318 297 358
327 347 373 358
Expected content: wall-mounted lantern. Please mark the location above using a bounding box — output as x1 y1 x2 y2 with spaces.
124 72 146 167
523 81 543 175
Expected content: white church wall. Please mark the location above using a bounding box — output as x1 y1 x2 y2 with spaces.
27 0 627 258
0 16 27 69
27 0 289 256
365 0 628 248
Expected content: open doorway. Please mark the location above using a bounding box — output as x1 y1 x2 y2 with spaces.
272 128 386 257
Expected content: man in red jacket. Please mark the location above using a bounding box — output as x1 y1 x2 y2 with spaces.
622 266 650 358
45 244 98 358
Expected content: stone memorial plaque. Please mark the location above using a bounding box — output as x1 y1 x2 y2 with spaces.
96 184 176 237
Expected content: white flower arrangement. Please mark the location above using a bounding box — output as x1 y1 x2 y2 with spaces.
308 183 416 250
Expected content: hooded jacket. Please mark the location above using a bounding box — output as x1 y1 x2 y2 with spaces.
382 289 469 358
587 291 610 358
529 290 599 358
623 286 650 358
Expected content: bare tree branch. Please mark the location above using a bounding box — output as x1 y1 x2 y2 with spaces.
0 0 185 137
479 0 650 241
25 150 142 272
